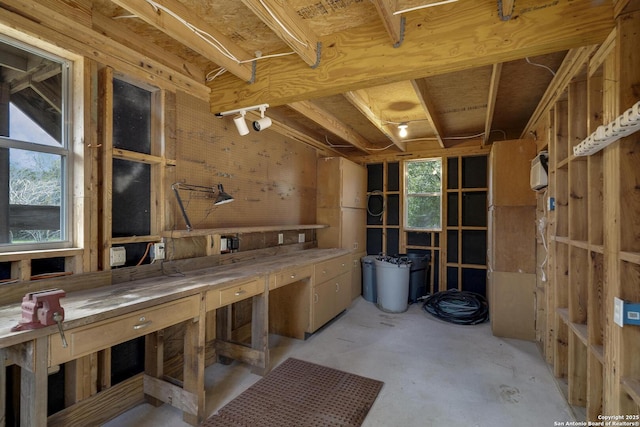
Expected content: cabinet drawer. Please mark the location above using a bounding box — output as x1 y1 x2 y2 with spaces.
314 255 350 284
207 278 263 310
50 295 200 366
272 265 314 290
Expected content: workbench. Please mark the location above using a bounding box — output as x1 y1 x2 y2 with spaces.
0 248 351 426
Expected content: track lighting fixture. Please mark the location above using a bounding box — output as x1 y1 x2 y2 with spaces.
233 111 250 136
398 123 408 138
252 104 272 131
216 103 270 136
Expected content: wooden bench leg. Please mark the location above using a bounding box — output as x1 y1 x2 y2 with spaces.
183 295 206 425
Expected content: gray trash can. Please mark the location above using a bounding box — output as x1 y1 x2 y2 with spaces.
374 256 411 313
404 253 431 303
361 255 377 303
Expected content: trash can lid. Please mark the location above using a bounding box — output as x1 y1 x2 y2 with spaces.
361 255 377 264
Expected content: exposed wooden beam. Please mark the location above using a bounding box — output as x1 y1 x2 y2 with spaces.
91 11 205 82
342 91 406 152
240 0 320 68
372 0 404 47
0 49 28 72
9 64 61 93
521 45 599 138
484 63 502 145
410 79 445 148
208 0 613 112
110 0 254 82
0 1 210 99
287 100 372 154
498 0 515 20
31 79 62 113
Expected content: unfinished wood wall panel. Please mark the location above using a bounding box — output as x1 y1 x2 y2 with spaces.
173 91 317 230
535 10 640 420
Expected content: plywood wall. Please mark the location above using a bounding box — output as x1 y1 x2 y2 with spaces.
173 91 317 230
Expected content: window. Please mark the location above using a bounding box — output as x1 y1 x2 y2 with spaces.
0 38 70 250
404 158 442 230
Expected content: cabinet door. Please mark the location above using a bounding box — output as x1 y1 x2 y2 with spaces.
311 280 337 332
341 159 367 209
334 271 352 312
341 208 366 251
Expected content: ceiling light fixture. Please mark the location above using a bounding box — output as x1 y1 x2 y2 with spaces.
252 104 272 132
216 103 270 136
398 123 409 138
233 111 250 136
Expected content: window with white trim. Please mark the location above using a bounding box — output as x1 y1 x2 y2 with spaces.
0 37 70 251
404 158 442 230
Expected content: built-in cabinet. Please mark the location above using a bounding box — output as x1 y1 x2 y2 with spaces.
311 255 352 332
535 9 640 420
317 157 366 301
487 139 537 340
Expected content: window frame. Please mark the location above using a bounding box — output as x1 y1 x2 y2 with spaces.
403 157 443 232
0 36 72 252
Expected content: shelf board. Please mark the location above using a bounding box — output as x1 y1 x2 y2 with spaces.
569 322 588 346
163 224 327 238
112 235 162 244
621 377 640 408
620 251 640 265
589 244 604 254
554 236 570 244
557 308 570 324
570 240 589 250
590 345 604 364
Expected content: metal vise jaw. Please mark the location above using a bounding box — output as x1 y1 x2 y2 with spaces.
11 289 66 332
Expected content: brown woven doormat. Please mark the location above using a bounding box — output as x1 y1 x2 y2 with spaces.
201 358 384 427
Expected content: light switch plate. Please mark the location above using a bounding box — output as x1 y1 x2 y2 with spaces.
298 233 305 243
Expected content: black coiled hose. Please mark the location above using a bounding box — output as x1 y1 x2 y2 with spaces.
422 289 489 325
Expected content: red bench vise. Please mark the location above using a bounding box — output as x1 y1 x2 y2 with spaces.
11 289 66 332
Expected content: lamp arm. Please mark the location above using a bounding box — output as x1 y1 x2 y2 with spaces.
172 186 193 231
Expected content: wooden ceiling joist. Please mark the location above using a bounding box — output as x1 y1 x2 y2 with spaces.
110 0 255 82
288 100 372 154
521 45 599 138
240 0 320 68
498 0 515 20
372 0 404 47
484 63 502 145
208 0 613 112
91 11 205 81
343 91 406 152
410 79 445 149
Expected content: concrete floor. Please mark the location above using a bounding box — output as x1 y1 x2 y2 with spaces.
104 297 575 427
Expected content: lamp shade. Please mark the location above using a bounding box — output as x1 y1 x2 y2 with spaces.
214 184 234 205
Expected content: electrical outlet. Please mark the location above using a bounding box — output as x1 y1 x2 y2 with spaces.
151 242 165 262
298 233 305 243
110 247 126 267
547 197 555 211
278 233 284 245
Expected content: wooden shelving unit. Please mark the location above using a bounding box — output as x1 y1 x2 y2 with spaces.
536 9 640 419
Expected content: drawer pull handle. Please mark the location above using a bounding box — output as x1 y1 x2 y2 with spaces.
133 321 152 330
322 270 327 275
336 283 340 292
290 273 296 279
314 293 319 303
235 289 246 296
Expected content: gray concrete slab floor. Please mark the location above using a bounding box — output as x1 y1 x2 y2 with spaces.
103 297 575 427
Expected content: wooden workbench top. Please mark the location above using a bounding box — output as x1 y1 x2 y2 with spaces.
0 248 349 349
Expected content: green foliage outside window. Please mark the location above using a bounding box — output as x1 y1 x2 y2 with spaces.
405 158 442 230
